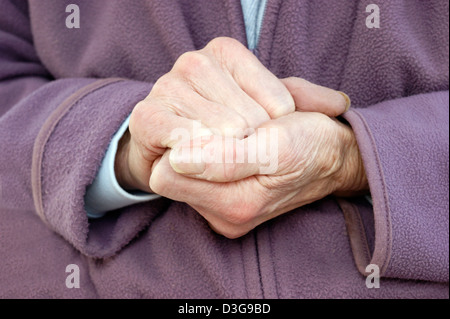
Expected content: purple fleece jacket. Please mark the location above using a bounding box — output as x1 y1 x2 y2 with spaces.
0 0 448 298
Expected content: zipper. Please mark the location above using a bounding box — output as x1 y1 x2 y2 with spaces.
253 0 268 59
242 0 268 58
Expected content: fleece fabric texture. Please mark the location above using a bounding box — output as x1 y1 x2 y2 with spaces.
0 0 448 298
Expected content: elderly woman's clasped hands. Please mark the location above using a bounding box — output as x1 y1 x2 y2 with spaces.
115 37 368 238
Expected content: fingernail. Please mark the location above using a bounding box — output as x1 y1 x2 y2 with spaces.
169 147 206 175
339 91 351 112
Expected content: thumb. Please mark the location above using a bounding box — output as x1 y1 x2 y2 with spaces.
280 77 351 117
168 132 279 182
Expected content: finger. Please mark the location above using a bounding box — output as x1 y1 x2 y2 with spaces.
180 98 254 139
168 128 279 182
151 151 263 222
150 151 238 203
129 99 214 153
150 152 277 239
280 77 351 117
151 76 254 138
202 37 295 119
150 151 287 238
172 50 270 129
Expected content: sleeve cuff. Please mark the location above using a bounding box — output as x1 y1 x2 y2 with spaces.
84 114 160 218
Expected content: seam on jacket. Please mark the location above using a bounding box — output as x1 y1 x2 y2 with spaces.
349 109 393 276
253 231 265 298
353 202 372 264
239 240 250 298
337 198 372 276
266 0 283 70
31 78 125 227
267 224 279 298
254 224 279 299
82 254 100 298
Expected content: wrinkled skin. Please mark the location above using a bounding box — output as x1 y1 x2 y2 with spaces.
116 37 366 238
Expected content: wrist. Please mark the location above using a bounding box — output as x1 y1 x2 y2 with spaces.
114 129 135 191
331 122 369 197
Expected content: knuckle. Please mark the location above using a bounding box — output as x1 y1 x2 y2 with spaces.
210 221 249 239
129 100 148 135
130 99 166 144
150 74 173 96
221 228 248 239
208 200 265 238
224 205 257 225
207 37 242 51
173 51 211 77
205 37 246 59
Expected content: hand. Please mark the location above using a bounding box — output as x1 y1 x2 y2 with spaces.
149 111 368 238
115 37 350 192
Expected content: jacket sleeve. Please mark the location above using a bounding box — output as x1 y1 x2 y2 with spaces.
340 91 449 283
84 115 161 219
0 0 168 258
